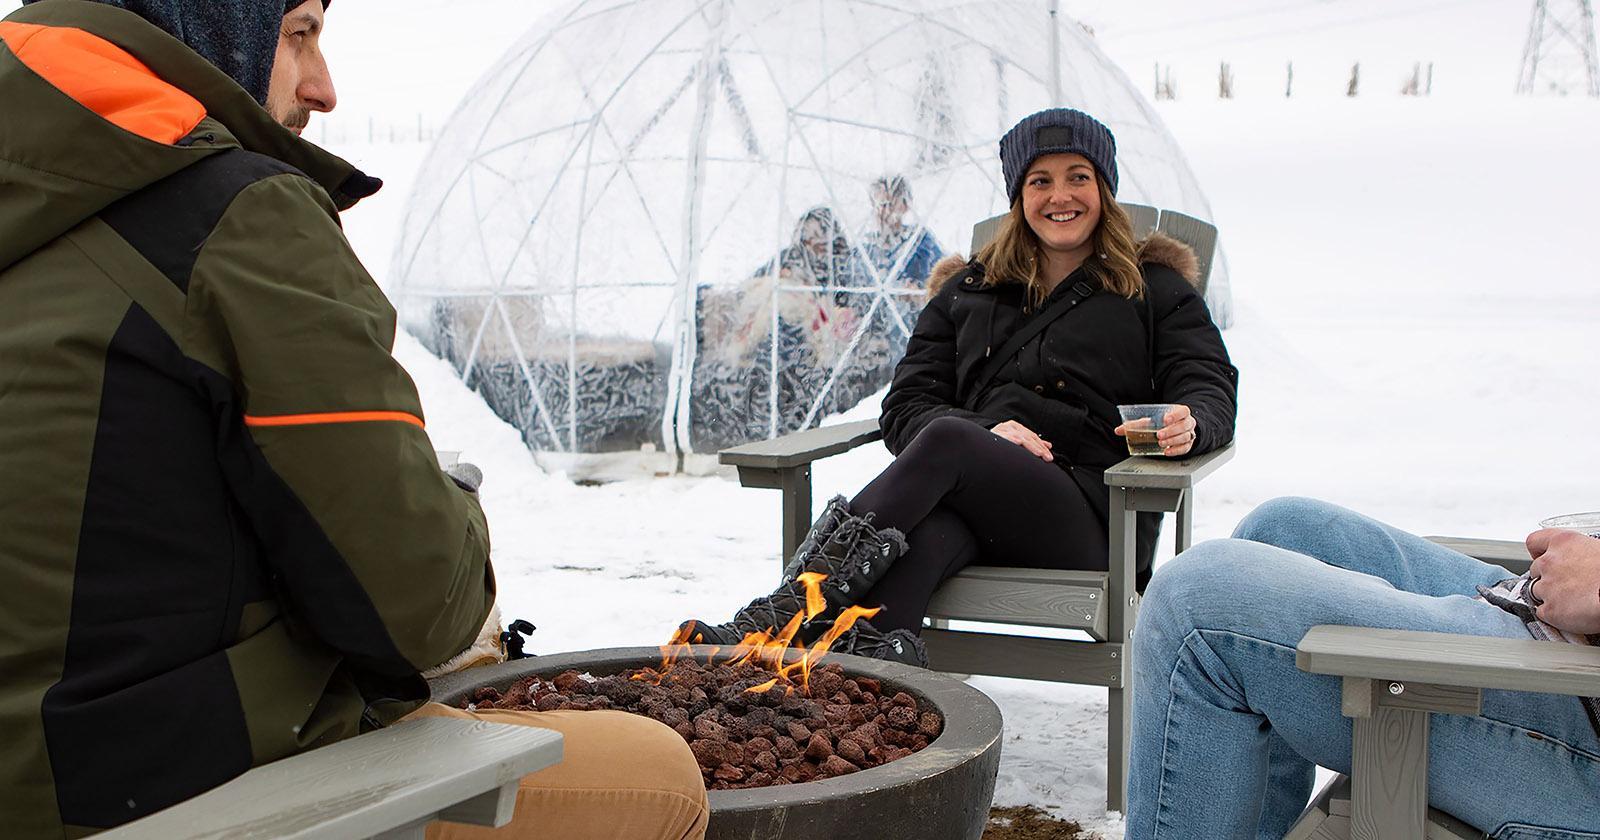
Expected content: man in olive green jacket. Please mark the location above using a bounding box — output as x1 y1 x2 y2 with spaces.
0 1 501 834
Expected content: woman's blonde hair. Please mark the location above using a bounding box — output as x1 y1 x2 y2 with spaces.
975 176 1143 305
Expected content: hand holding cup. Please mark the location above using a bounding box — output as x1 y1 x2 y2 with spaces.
1115 403 1197 457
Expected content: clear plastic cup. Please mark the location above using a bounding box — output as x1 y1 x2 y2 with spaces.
435 450 461 469
1116 403 1177 456
1538 512 1600 537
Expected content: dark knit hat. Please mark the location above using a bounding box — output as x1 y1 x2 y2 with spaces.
23 0 329 105
999 108 1119 204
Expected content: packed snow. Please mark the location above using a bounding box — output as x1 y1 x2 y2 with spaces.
8 0 1598 834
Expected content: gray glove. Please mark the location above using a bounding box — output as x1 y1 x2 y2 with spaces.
445 462 484 493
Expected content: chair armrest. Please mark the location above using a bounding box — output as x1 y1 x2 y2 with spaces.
1297 625 1600 698
102 717 562 839
718 419 883 470
1424 536 1532 574
1103 442 1235 490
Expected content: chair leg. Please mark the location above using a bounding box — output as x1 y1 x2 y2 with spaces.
1175 488 1193 554
1106 485 1138 812
779 465 813 568
1107 685 1131 813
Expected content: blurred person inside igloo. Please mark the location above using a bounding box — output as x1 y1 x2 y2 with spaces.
861 175 944 291
692 206 894 450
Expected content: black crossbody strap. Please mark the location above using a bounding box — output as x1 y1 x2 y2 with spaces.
961 279 1097 408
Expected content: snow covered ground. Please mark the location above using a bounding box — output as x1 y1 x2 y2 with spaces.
358 94 1600 836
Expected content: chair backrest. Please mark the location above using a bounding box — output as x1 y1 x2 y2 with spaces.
967 202 1216 295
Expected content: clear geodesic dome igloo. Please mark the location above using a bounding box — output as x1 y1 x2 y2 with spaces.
392 0 1232 475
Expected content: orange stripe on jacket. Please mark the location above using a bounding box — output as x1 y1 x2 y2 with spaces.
0 21 205 144
243 411 427 430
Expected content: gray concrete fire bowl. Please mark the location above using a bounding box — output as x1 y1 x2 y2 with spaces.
430 645 1003 840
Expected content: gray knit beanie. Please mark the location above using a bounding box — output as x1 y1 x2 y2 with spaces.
999 108 1119 204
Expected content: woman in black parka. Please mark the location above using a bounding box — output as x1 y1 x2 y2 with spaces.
682 109 1238 666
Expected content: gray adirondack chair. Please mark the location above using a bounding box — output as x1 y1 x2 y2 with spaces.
1289 537 1600 840
718 203 1230 811
99 717 562 840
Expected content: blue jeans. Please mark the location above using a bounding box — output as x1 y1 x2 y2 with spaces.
1127 497 1600 839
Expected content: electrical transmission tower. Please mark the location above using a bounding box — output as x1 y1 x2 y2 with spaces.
1517 0 1600 96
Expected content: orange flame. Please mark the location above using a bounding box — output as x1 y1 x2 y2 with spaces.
659 574 885 697
797 571 828 621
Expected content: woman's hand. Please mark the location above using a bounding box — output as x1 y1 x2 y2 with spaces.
1114 404 1198 457
991 420 1054 462
1527 528 1600 635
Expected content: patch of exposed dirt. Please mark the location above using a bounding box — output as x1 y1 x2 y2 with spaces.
983 806 1098 840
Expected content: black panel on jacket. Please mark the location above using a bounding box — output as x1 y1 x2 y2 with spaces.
99 150 302 292
42 304 254 827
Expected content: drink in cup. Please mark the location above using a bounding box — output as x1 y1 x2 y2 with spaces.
1117 403 1176 457
1538 512 1600 537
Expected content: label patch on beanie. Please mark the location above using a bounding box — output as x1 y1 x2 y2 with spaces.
1036 125 1075 148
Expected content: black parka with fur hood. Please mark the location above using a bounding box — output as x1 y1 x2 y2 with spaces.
879 233 1239 537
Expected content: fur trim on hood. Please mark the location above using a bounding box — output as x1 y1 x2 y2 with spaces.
925 231 1201 298
925 254 971 299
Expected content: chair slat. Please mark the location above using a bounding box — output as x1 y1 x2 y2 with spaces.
926 569 1106 636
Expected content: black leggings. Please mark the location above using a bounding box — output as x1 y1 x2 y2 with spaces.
852 416 1124 634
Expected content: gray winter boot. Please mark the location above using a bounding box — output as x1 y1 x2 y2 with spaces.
679 503 907 646
782 495 852 581
809 615 928 668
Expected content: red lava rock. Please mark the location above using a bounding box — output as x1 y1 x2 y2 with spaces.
462 658 941 791
819 755 860 778
836 737 867 766
887 705 918 730
694 715 728 741
779 762 811 784
690 739 727 767
804 732 834 760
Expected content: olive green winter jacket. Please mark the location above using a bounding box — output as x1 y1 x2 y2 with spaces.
0 3 495 836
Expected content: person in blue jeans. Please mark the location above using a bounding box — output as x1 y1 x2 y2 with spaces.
1128 496 1600 839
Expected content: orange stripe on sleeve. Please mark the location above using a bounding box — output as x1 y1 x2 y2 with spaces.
0 21 206 144
243 411 427 430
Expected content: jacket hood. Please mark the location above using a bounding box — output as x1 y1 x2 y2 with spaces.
0 0 378 273
22 0 284 103
925 230 1202 298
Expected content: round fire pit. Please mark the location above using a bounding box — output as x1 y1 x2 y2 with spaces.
429 646 1003 840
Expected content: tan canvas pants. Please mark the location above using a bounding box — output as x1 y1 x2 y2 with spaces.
406 703 709 840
